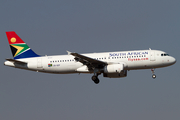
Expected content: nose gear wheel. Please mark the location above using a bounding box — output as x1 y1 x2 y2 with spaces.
151 69 156 79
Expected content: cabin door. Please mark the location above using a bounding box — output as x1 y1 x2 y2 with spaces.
37 58 43 68
150 52 155 61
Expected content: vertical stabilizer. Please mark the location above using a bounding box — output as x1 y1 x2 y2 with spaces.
6 31 40 59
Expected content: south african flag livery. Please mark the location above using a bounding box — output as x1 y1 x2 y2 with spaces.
48 64 52 67
6 31 40 59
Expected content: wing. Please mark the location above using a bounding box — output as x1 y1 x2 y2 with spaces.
67 51 107 70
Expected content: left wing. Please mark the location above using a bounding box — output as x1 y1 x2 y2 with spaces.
67 51 107 70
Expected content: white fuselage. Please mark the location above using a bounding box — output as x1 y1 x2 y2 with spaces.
4 49 176 74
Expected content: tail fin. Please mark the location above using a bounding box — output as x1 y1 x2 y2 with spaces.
6 31 40 59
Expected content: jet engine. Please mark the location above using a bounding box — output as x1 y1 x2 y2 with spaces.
103 64 127 78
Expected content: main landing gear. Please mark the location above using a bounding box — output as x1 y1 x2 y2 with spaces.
91 75 100 84
91 69 101 84
151 69 156 79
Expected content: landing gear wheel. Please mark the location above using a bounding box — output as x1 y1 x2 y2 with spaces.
91 76 100 84
92 76 97 81
152 74 156 79
94 78 100 84
151 69 156 79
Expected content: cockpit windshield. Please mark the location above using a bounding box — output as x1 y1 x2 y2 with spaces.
161 53 169 56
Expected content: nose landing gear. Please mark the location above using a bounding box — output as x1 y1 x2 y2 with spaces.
151 69 156 79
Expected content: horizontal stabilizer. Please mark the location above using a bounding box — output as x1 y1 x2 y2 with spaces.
6 58 27 64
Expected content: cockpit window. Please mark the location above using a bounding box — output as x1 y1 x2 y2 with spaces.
161 53 169 56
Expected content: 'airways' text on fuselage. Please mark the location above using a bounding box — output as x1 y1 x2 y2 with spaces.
109 51 148 57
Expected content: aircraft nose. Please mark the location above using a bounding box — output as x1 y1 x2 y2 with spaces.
171 57 176 65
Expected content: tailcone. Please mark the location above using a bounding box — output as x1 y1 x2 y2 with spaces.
4 61 15 67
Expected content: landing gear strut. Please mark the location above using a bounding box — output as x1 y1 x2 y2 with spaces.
151 69 156 79
91 75 100 84
91 69 101 84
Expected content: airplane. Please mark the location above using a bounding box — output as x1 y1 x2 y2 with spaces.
4 31 176 84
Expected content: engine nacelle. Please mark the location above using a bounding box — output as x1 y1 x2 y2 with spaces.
103 70 127 78
104 64 124 73
103 63 127 78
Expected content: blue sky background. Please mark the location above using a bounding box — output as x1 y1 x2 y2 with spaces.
0 0 180 120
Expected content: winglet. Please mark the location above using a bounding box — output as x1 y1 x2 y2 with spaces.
67 51 72 55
